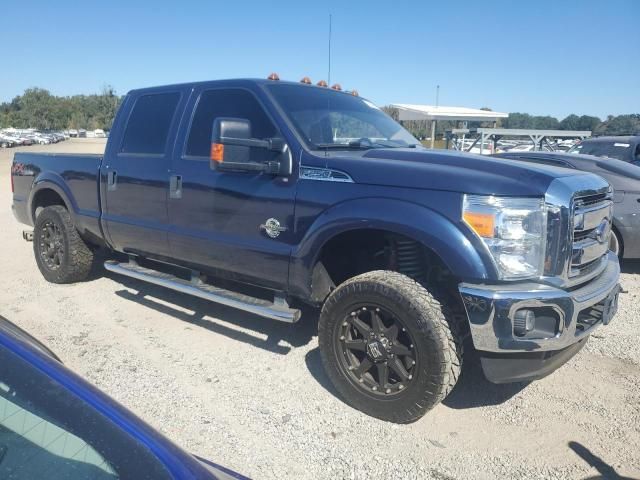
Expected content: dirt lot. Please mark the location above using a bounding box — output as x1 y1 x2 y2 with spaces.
1 139 639 479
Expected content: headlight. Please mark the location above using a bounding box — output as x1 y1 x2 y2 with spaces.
463 195 547 280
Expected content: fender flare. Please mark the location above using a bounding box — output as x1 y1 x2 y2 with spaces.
28 172 78 224
288 197 496 299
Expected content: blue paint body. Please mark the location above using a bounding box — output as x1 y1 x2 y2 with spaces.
0 316 248 479
11 79 579 300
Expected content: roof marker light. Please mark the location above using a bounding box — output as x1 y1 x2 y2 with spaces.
267 73 280 81
300 77 312 84
317 80 328 87
350 90 359 97
331 84 342 91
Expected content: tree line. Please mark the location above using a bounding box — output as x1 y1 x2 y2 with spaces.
0 87 123 131
1 87 638 137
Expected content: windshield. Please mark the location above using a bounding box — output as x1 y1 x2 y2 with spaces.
568 140 632 162
267 84 420 149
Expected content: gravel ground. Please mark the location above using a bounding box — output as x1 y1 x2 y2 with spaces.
1 139 639 479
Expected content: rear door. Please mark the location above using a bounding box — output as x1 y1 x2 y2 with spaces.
167 86 297 291
102 90 186 257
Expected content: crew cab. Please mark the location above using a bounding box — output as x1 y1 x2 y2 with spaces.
11 77 621 423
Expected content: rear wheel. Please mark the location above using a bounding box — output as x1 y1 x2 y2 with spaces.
318 271 462 423
33 206 94 283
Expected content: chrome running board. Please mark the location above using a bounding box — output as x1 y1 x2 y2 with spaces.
104 260 301 323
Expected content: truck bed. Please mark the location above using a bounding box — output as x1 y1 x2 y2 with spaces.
11 152 103 237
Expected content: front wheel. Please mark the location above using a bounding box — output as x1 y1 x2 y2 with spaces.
318 271 463 423
33 205 94 283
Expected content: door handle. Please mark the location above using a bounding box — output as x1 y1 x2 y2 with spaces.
169 175 182 199
107 171 118 191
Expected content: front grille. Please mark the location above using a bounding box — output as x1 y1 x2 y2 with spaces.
575 192 608 207
570 193 612 279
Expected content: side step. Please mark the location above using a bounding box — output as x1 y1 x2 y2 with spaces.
104 260 301 323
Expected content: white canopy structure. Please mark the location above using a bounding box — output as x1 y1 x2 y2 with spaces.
391 104 508 122
391 104 509 147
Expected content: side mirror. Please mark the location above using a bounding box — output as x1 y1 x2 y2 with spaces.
210 117 292 176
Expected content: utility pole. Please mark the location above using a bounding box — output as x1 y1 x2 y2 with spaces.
328 14 332 86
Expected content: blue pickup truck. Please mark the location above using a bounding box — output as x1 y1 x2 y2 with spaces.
11 76 621 423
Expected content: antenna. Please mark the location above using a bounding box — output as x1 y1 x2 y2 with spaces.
328 14 332 86
436 84 440 108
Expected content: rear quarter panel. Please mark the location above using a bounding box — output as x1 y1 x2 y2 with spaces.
12 152 103 240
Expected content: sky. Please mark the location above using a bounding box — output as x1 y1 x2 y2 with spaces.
2 0 639 120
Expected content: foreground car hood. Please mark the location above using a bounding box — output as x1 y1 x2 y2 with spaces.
329 148 592 196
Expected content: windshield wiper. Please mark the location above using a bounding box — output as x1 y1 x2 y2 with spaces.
315 139 418 150
314 143 372 150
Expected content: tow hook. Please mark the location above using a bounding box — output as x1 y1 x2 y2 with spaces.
22 230 33 242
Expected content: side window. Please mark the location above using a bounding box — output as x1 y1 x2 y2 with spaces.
0 347 172 479
121 92 180 155
186 89 277 157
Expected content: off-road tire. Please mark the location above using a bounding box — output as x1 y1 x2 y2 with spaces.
33 205 94 283
318 270 463 423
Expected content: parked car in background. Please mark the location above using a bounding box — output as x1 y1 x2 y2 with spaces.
493 150 640 259
78 129 87 138
569 136 640 165
94 129 106 138
0 136 16 148
0 315 247 480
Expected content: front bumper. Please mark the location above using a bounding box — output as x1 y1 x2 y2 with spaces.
459 252 620 381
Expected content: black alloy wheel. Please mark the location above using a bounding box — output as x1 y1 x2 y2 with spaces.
335 305 417 396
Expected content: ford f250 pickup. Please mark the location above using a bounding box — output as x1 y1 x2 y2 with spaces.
11 77 621 423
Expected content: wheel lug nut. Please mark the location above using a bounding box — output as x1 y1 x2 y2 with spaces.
359 378 364 383
340 336 345 340
408 375 413 380
348 366 354 370
375 308 380 312
402 328 406 332
351 312 356 317
372 386 377 391
385 388 391 394
362 307 367 311
342 321 348 326
398 384 404 390
411 360 416 365
410 344 414 349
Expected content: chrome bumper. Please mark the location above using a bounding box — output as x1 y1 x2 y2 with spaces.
459 252 620 353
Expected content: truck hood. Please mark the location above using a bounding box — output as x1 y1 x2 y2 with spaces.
325 148 591 196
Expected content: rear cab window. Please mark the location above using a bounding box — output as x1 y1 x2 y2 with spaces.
121 92 180 155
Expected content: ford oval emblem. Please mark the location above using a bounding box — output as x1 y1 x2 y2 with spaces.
595 219 611 244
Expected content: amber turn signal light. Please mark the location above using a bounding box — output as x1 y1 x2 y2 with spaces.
463 212 495 238
210 143 224 163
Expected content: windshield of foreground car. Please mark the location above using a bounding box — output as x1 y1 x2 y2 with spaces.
267 84 421 150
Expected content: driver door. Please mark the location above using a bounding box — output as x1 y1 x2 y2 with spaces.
168 87 297 291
